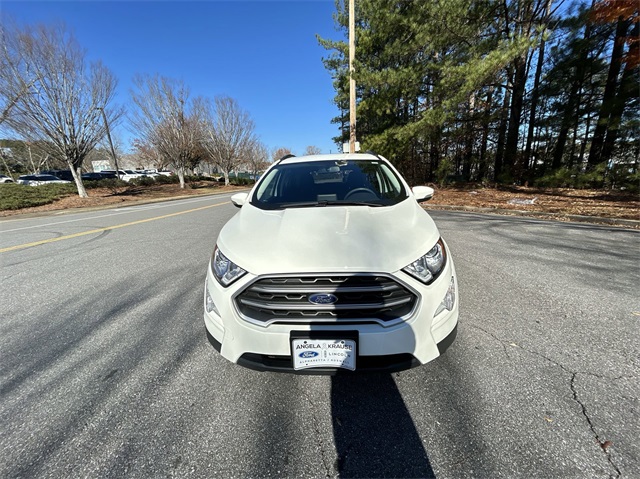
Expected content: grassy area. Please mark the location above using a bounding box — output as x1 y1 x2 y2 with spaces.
0 178 252 215
0 183 77 210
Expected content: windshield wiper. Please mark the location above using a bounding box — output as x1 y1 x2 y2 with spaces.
277 200 383 209
277 201 324 209
323 201 383 207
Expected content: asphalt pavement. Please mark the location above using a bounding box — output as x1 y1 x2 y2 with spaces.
1 195 638 478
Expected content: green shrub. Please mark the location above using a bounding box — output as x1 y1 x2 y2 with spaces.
534 167 574 188
83 178 128 196
575 164 606 189
434 158 454 187
84 178 128 190
0 183 77 210
534 164 612 189
607 164 639 193
230 177 254 186
130 176 156 187
154 174 179 184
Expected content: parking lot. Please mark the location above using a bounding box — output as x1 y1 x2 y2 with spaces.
1 196 638 478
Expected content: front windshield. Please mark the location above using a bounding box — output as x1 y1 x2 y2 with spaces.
252 159 407 209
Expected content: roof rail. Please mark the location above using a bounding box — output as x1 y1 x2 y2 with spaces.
275 153 296 166
365 150 383 161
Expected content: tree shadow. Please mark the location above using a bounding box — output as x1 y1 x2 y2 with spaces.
331 374 435 478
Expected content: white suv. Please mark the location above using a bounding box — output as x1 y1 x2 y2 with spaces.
204 153 458 373
101 169 146 182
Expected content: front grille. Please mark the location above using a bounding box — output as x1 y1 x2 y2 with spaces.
235 275 418 326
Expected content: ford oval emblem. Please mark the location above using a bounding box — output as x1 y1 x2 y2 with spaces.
308 293 338 305
299 351 319 359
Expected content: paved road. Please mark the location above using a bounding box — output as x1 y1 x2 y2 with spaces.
1 195 638 478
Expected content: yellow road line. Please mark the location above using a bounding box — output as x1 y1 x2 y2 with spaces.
0 201 229 254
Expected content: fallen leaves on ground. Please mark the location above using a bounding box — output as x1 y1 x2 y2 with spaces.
424 185 639 221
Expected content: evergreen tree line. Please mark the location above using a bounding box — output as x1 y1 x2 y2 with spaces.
319 0 639 189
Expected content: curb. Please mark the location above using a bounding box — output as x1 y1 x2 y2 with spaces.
423 204 640 228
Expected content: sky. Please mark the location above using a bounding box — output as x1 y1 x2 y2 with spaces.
2 0 346 156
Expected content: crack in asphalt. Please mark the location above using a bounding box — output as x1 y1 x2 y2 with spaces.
471 324 512 359
570 373 622 478
471 325 625 478
303 390 334 478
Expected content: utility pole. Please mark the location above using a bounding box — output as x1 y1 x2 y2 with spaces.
349 0 356 154
97 107 120 178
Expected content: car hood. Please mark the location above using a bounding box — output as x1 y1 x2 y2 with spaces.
217 199 441 275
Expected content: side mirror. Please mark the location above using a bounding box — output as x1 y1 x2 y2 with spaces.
231 192 249 208
412 186 435 203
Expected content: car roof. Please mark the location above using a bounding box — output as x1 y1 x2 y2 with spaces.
277 153 382 165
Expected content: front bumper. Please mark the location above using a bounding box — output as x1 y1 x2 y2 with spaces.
206 324 457 374
204 257 459 374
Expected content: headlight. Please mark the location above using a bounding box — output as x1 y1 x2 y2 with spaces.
211 246 247 287
403 238 447 284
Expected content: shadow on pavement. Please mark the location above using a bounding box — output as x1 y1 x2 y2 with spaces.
331 374 435 478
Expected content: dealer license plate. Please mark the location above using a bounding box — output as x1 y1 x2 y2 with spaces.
291 338 356 371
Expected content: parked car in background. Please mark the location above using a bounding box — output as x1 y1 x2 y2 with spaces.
81 172 109 181
16 174 72 186
42 169 120 182
41 170 75 182
137 169 159 179
96 171 117 179
100 169 146 182
0 174 14 183
204 152 458 374
146 168 172 176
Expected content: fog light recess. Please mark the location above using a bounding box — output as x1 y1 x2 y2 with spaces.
435 276 456 317
205 285 219 315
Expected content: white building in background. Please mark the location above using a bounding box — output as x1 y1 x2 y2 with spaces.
91 160 110 172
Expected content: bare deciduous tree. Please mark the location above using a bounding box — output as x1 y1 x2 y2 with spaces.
0 22 123 197
0 140 55 177
304 145 322 156
24 142 51 174
0 21 38 127
271 146 293 162
131 138 165 170
247 141 271 181
130 74 205 188
201 96 257 186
